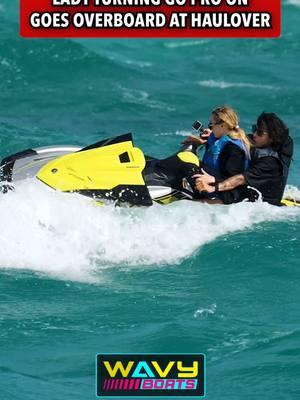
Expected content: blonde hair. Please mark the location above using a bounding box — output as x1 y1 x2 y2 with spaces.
212 106 252 158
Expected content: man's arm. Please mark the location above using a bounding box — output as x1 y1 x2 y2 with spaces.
193 171 246 193
217 174 246 192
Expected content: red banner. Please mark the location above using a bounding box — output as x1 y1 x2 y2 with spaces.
20 0 281 39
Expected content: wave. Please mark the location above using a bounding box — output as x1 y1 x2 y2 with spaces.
284 185 300 201
164 40 210 49
117 85 176 112
197 80 276 90
285 0 300 7
194 303 217 318
123 59 152 68
109 56 152 69
208 329 297 363
0 180 299 283
0 24 136 92
154 130 190 137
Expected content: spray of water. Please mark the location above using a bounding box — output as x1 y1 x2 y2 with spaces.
0 180 299 283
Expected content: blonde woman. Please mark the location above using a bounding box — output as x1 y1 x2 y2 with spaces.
183 106 252 203
185 106 251 181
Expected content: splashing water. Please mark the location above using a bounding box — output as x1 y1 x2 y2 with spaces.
0 180 299 283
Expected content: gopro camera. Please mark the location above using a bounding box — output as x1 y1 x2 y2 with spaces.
192 120 204 135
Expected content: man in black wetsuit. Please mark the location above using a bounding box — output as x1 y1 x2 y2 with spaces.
194 112 294 206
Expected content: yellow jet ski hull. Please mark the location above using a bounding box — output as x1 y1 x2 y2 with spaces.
1 133 299 207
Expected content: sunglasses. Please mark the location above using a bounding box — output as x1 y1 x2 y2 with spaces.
252 124 269 137
208 121 223 129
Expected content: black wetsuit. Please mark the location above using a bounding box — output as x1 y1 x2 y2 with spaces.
221 136 294 206
243 136 293 205
215 143 246 204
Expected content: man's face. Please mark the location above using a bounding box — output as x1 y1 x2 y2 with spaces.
253 123 273 148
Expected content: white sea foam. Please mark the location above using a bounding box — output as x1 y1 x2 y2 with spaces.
198 80 276 90
284 185 300 201
194 303 217 318
107 54 152 69
123 59 153 68
0 180 299 283
0 57 18 72
154 130 191 137
164 40 210 49
117 85 176 112
209 330 296 362
285 0 300 7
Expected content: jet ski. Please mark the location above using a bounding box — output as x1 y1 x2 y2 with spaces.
0 133 299 207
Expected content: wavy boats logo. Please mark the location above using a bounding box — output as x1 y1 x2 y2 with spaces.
96 354 206 398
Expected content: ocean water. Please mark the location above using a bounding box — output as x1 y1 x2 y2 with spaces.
1 1 300 399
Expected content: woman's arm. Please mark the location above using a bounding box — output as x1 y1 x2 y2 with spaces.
181 129 212 147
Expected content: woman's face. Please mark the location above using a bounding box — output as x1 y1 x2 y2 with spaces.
209 114 228 138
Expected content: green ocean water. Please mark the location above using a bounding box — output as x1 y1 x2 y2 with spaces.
0 1 300 399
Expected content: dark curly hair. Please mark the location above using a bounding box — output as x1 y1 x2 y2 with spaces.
257 112 289 150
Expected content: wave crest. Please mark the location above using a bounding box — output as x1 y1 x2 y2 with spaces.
0 181 299 283
198 80 276 90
